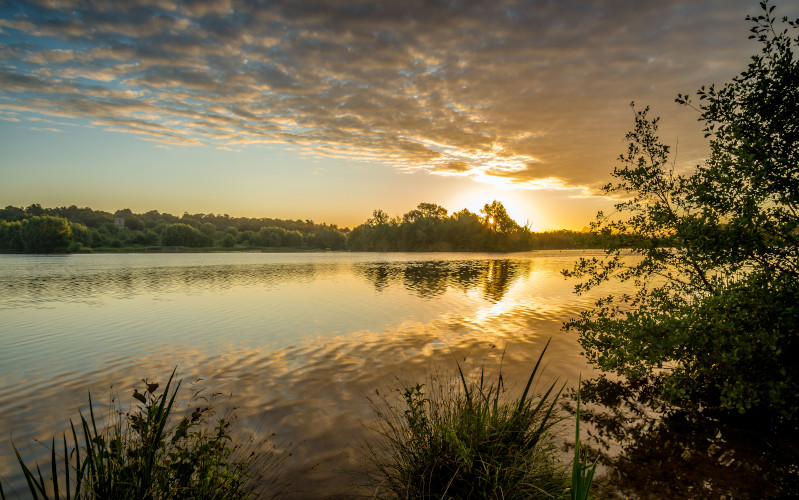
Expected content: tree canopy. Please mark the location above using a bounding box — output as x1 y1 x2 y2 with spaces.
565 1 799 418
0 200 592 253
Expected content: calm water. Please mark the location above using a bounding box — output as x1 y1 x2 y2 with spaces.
3 251 791 498
1 251 601 496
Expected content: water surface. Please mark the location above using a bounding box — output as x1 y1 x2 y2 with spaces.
1 251 602 496
4 251 787 498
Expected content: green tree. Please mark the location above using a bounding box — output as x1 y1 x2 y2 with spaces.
284 229 304 247
401 203 448 250
564 2 799 418
311 227 346 250
0 205 27 221
221 233 236 248
124 215 145 231
69 221 93 249
161 223 200 247
260 226 286 247
449 209 484 251
481 200 517 234
238 230 258 246
19 216 73 252
199 222 217 238
0 219 23 251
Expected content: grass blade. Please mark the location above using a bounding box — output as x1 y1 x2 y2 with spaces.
516 338 551 413
50 438 59 500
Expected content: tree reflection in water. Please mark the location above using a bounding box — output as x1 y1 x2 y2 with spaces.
569 375 799 499
358 259 531 302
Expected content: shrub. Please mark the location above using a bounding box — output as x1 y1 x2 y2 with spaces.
564 2 799 417
2 370 286 499
366 342 569 499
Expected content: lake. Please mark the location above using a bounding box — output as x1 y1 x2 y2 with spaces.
1 251 792 498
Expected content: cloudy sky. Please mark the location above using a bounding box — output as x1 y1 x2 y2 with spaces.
1 0 795 229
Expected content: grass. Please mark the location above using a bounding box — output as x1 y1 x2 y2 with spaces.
1 369 287 500
570 376 597 500
365 340 586 499
2 353 596 499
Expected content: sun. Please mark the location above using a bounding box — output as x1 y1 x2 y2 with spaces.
447 187 547 231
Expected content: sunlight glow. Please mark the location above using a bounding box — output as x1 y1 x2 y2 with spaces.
447 186 551 231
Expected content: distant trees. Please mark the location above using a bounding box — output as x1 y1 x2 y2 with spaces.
259 227 286 247
0 204 355 252
310 227 347 250
0 215 74 252
160 223 203 247
124 216 145 231
0 201 595 253
348 201 537 252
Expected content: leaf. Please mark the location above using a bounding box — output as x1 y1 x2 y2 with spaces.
132 390 146 404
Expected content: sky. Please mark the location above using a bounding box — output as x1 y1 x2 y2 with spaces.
1 0 797 230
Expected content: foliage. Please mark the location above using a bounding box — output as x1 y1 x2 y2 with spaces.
160 222 205 247
0 215 73 253
0 204 348 252
564 1 799 418
573 374 799 498
1 370 287 499
309 226 347 249
349 201 536 252
366 342 570 499
0 200 594 253
124 216 145 231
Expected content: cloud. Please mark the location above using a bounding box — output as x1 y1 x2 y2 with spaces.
1 0 794 191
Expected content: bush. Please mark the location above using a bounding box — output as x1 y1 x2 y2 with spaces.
366 342 569 499
160 223 201 247
564 1 799 418
3 370 287 499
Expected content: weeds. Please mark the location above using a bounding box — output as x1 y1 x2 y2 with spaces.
2 355 596 499
366 340 571 499
2 369 287 499
570 376 597 500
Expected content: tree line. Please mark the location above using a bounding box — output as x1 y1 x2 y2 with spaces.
0 204 348 253
0 201 599 253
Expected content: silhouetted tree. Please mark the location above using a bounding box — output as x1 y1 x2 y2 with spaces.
565 1 799 418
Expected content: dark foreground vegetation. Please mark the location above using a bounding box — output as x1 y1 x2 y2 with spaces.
1 370 287 500
1 348 596 499
366 342 594 499
565 0 799 423
0 201 601 254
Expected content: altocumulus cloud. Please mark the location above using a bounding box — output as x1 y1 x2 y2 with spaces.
0 0 790 191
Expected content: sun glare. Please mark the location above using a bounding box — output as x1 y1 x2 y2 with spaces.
448 187 548 231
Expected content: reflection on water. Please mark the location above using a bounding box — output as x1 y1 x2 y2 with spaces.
574 375 799 499
0 251 597 497
1 251 788 498
357 259 530 302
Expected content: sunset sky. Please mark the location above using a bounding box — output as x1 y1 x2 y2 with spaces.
2 0 796 230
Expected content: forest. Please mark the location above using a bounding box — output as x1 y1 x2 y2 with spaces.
0 200 596 253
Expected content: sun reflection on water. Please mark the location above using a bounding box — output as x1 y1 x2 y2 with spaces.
0 251 605 497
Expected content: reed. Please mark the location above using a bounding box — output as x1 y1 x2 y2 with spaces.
366 340 575 499
570 376 597 500
1 369 284 500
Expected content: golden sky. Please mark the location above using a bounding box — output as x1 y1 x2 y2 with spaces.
1 0 796 229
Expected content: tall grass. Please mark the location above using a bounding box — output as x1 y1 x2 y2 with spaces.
570 376 597 500
366 340 573 499
1 369 287 499
2 358 596 499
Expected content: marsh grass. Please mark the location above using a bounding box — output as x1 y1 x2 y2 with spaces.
1 369 289 500
365 340 572 499
570 376 597 500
